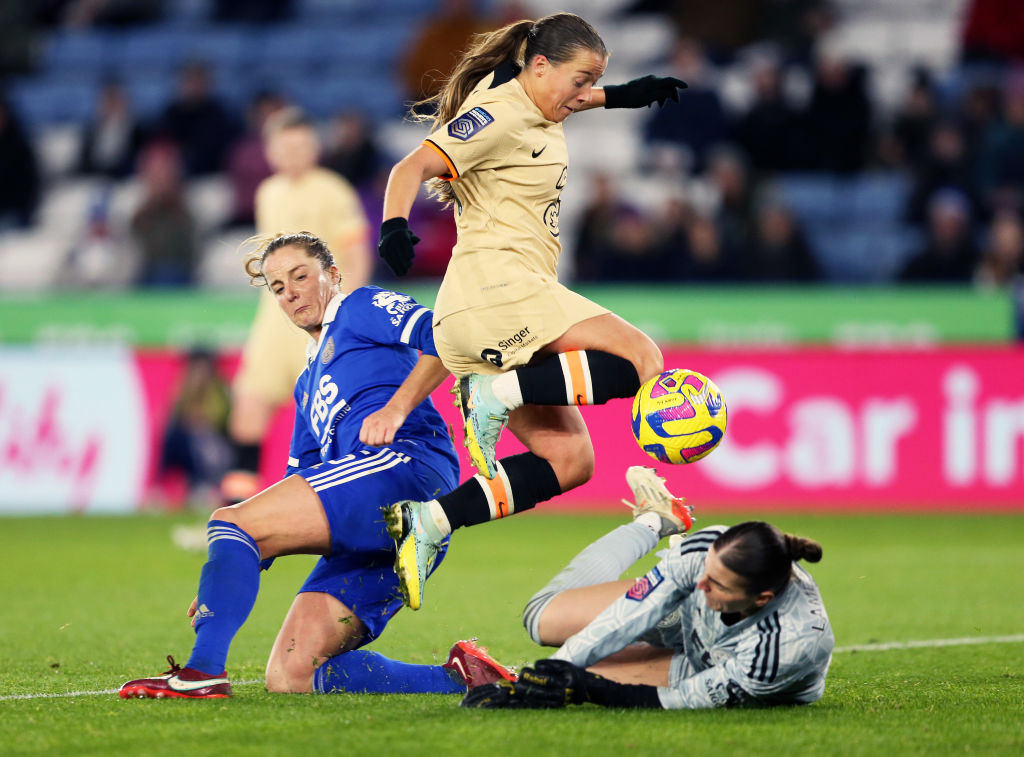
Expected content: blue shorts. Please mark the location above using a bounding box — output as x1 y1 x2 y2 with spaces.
295 446 456 643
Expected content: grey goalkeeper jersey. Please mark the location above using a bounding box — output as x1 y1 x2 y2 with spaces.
552 526 834 709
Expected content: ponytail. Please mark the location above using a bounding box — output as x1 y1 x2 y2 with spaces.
414 13 606 207
784 533 823 564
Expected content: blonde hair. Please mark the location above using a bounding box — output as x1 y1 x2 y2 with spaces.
416 12 606 207
240 231 337 287
261 106 314 141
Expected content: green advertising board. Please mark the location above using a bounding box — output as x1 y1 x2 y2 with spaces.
0 284 1014 346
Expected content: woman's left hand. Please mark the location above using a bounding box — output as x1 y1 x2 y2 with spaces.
602 75 687 109
360 405 407 446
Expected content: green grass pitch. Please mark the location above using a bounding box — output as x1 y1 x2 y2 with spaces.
2 509 1023 756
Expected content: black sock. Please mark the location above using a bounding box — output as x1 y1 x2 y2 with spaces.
438 453 562 530
516 351 640 406
232 442 261 473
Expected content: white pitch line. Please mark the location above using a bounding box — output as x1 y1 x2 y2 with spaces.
4 634 1024 702
834 634 1024 653
0 679 262 702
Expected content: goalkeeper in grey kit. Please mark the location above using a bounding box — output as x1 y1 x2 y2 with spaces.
465 515 834 709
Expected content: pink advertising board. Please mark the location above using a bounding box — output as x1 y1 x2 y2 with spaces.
4 346 1020 514
258 347 1024 511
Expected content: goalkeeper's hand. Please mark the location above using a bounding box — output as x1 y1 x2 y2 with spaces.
460 659 591 709
460 678 567 709
603 75 688 109
378 217 420 276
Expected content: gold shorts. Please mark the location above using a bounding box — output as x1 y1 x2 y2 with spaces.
433 282 609 377
233 289 310 403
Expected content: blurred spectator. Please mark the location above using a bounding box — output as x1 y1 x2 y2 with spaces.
159 348 232 506
975 70 1024 215
644 37 730 173
975 211 1024 287
212 0 293 23
731 55 801 174
705 145 756 256
323 110 383 191
906 120 981 225
742 199 819 282
0 2 36 76
958 77 1002 157
899 189 979 282
60 185 134 289
661 0 761 60
156 61 240 176
680 214 741 282
224 90 286 228
886 68 940 171
0 96 41 229
754 0 834 64
800 53 872 173
76 81 148 179
960 0 1024 65
60 0 164 28
129 140 198 286
400 0 491 104
573 172 642 280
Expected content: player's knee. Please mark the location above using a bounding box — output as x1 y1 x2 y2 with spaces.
209 505 240 525
549 439 594 491
522 590 557 646
265 655 314 694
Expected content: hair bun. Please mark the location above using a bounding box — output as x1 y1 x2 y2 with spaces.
784 534 823 563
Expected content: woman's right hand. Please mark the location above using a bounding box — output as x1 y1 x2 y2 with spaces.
378 217 420 276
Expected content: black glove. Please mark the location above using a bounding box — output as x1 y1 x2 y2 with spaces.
603 75 688 109
460 678 569 709
378 217 420 276
523 659 663 709
519 659 589 704
461 680 521 708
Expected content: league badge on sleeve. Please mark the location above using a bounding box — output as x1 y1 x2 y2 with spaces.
448 107 494 141
626 566 664 601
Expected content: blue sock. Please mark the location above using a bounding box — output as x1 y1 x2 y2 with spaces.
185 520 261 675
313 650 464 694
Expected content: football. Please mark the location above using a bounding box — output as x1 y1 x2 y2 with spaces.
631 368 727 464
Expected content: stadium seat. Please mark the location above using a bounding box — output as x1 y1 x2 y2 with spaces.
106 28 188 74
8 79 97 127
43 31 112 75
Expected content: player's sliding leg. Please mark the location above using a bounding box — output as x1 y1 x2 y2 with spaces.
120 519 260 699
265 594 515 694
456 350 643 478
522 467 693 647
385 451 562 610
313 643 515 694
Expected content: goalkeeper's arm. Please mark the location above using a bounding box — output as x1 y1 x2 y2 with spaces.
524 659 663 709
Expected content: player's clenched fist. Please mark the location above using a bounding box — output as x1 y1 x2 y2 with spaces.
378 217 420 276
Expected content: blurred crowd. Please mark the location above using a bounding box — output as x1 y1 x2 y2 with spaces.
0 0 1023 289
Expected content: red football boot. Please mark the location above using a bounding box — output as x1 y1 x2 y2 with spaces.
119 655 232 699
442 640 517 689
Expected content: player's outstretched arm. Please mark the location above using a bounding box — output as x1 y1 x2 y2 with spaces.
359 355 450 446
582 76 688 112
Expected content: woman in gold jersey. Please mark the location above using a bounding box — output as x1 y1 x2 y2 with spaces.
377 12 687 610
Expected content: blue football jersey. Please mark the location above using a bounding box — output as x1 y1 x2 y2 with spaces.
285 287 458 480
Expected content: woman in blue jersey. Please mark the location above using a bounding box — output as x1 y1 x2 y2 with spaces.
465 518 834 709
120 232 513 699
